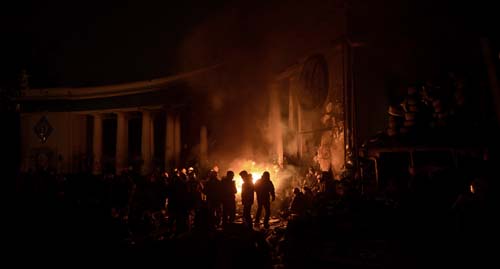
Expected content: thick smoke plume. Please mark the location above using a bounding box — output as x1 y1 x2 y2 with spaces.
179 0 345 168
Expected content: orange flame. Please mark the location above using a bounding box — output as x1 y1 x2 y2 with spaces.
228 159 278 199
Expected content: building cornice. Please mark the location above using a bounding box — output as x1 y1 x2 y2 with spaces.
19 64 220 101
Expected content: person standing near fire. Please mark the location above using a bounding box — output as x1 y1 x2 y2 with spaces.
240 170 254 228
202 170 222 229
221 170 237 226
254 171 275 229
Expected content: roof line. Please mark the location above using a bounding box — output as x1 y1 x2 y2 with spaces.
19 64 221 100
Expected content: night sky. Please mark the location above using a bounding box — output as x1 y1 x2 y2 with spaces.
1 0 497 90
1 0 229 88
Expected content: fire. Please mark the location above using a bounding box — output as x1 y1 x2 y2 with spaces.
235 170 264 195
227 159 278 198
250 172 260 183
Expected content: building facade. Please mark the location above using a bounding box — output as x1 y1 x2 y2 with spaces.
18 68 213 175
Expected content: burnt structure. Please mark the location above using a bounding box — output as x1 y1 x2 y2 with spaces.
271 45 351 177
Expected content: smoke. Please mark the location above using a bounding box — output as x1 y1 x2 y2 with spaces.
180 0 344 75
178 0 345 168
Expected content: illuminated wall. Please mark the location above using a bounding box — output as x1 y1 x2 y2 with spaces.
278 46 347 177
20 112 87 173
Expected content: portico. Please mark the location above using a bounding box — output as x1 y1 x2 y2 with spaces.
83 106 182 175
17 67 218 175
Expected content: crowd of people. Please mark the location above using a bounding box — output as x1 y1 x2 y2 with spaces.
14 164 282 242
12 153 499 268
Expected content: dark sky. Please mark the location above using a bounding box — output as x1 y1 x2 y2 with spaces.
1 0 497 89
1 0 230 88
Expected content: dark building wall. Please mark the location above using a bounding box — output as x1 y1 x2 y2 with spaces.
348 0 493 142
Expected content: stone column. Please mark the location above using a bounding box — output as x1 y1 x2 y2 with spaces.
288 77 299 157
297 105 303 158
165 112 175 170
141 110 153 175
200 125 208 169
92 113 103 175
269 82 283 166
115 112 128 175
174 114 181 167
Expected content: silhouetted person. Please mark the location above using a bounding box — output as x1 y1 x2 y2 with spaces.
303 186 314 213
166 173 189 235
186 168 202 229
240 170 254 228
289 188 306 218
254 171 275 229
202 170 222 229
319 170 335 195
221 170 237 226
303 166 317 190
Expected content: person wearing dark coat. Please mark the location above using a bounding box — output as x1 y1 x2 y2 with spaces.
221 170 237 225
240 170 255 228
202 170 222 229
289 187 306 217
254 171 275 229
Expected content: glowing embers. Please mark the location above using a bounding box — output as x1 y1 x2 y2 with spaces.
33 116 53 144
